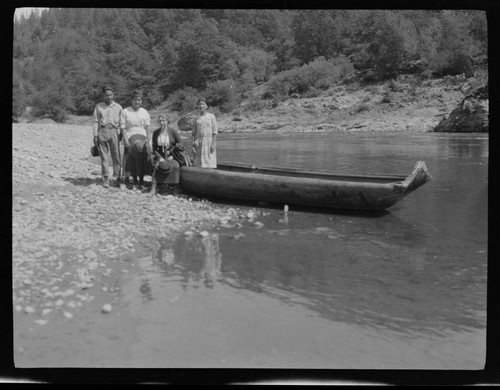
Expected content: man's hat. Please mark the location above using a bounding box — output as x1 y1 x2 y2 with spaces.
128 134 147 159
90 145 100 157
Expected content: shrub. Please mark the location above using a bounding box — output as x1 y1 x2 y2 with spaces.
245 97 267 112
210 106 222 118
144 88 163 108
167 87 199 112
203 79 240 113
264 56 354 101
238 48 276 84
302 87 322 98
31 84 75 122
380 91 393 103
424 11 478 77
354 103 370 113
429 52 473 77
364 85 380 94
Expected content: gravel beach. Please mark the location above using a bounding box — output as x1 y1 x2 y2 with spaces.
12 123 245 366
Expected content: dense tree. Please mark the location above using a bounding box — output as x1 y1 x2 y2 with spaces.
173 15 237 89
12 8 488 122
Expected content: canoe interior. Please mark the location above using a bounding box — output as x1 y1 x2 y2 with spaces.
215 162 407 184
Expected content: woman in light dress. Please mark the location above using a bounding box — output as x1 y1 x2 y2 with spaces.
191 98 217 168
120 90 151 190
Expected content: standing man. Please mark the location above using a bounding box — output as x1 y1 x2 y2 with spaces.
92 86 123 188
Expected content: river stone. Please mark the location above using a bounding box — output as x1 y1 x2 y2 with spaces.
24 306 35 314
83 250 97 260
433 85 488 133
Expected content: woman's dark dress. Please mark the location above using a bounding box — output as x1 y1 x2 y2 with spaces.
124 133 149 183
151 127 182 184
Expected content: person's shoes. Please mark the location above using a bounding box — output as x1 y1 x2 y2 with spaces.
132 185 138 191
113 179 121 188
103 178 110 188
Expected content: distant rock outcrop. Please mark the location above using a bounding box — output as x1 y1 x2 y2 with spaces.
433 85 488 133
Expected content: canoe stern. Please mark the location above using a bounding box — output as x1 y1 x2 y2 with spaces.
401 161 432 195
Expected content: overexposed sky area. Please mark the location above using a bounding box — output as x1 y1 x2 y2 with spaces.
14 7 48 20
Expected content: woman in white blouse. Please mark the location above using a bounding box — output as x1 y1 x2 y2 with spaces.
120 90 151 190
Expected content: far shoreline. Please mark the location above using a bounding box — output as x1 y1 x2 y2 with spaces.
15 72 488 136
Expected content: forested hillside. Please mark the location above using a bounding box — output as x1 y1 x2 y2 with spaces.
13 8 487 122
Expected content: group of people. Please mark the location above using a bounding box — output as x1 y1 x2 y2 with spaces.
92 86 218 195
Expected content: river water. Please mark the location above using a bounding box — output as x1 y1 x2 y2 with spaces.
120 132 488 369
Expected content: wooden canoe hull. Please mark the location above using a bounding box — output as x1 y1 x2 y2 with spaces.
179 161 431 210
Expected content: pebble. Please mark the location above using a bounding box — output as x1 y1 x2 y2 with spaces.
63 311 74 319
101 304 112 313
62 289 75 297
84 250 97 259
199 231 209 237
34 319 49 326
253 221 264 228
24 306 35 314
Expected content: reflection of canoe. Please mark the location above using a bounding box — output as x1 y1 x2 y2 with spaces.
180 161 431 210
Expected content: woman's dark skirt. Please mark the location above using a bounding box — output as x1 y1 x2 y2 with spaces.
124 149 150 179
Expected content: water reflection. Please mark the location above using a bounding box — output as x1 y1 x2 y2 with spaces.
157 245 176 267
117 132 486 368
199 233 222 288
138 133 486 337
142 207 485 338
156 233 223 290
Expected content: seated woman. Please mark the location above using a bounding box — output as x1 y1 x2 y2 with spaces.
149 113 182 195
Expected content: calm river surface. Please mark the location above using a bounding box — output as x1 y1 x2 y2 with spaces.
121 132 488 369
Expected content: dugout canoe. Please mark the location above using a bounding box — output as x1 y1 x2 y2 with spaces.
179 161 431 210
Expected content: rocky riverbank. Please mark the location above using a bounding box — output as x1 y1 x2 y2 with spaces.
12 123 253 350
